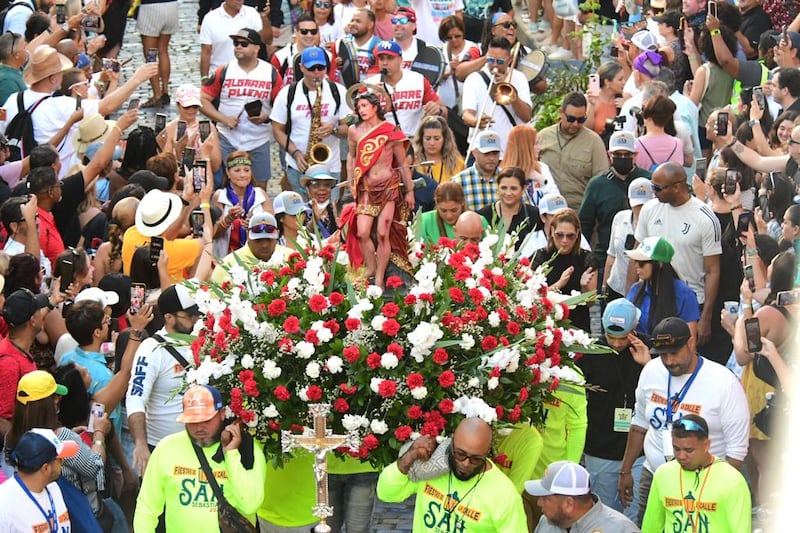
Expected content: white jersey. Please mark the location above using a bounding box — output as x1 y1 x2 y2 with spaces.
400 39 419 69
606 209 635 295
409 0 465 46
126 329 191 446
271 80 348 172
0 478 71 532
199 5 264 76
635 197 722 304
631 356 749 473
364 70 439 138
271 44 299 85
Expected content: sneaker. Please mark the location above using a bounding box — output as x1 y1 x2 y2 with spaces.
548 46 573 60
529 21 539 31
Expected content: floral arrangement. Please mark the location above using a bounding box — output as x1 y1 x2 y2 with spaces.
186 233 610 468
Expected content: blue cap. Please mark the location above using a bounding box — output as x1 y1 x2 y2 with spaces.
602 298 641 336
374 40 402 57
85 142 123 161
301 46 327 68
76 53 91 69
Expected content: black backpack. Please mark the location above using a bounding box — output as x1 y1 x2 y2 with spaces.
283 79 341 146
5 92 51 161
0 0 33 33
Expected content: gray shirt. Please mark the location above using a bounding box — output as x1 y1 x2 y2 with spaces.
534 494 640 533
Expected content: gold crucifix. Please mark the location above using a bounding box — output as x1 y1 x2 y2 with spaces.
281 403 361 533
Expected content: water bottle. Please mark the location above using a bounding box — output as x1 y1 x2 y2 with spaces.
589 303 602 337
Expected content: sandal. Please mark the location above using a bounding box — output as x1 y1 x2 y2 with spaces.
139 96 162 108
160 94 170 106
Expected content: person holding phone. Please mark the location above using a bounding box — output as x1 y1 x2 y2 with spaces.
585 62 626 136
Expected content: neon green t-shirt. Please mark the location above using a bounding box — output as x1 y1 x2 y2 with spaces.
641 458 751 533
328 454 380 475
494 423 544 494
377 461 528 532
257 449 318 527
532 386 588 478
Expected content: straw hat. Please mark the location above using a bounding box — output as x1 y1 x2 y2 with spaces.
23 45 72 85
72 113 117 154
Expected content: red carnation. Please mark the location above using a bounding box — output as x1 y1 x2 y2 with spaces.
433 349 449 365
267 299 286 317
339 383 357 395
449 287 465 304
274 386 290 401
439 399 454 414
278 266 292 277
468 288 484 304
366 352 381 369
333 398 349 413
382 319 400 336
495 405 504 420
381 302 400 318
548 377 560 392
260 270 276 285
407 405 423 419
244 380 260 397
387 343 403 357
403 294 417 305
506 321 521 336
559 303 570 320
519 387 529 402
386 276 404 289
406 373 424 389
329 291 344 306
345 318 361 331
309 294 328 313
481 335 499 352
363 434 379 450
305 329 320 345
306 385 323 401
239 409 255 424
292 259 307 273
438 370 456 388
378 380 397 398
343 345 361 363
394 425 413 441
283 316 301 334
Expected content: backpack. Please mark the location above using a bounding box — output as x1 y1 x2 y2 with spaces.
283 79 341 150
202 62 278 110
0 0 33 34
5 92 51 162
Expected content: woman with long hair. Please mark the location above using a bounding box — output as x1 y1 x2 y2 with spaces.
109 126 159 197
416 181 469 244
311 0 342 43
625 237 700 336
634 94 687 170
502 125 560 207
477 167 540 248
586 62 625 136
410 116 464 183
768 110 797 152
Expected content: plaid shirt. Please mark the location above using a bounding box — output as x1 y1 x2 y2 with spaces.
451 165 500 212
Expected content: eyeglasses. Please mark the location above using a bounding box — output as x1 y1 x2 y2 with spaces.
673 418 708 436
175 311 199 321
306 64 326 71
554 232 577 240
451 446 488 465
788 138 800 146
314 1 332 7
308 180 333 188
493 21 517 29
69 80 89 91
298 28 319 35
446 33 464 40
485 56 506 65
232 40 252 48
651 181 679 192
250 223 278 235
391 16 411 24
565 114 587 124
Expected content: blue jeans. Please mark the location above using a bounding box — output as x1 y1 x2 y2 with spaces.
105 497 129 533
327 472 378 533
218 134 272 186
583 453 645 524
286 166 341 204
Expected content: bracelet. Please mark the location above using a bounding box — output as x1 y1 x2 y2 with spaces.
710 29 721 36
112 125 122 135
746 248 758 256
200 202 210 209
93 440 105 447
619 471 631 476
180 197 190 206
741 303 753 310
129 329 145 341
292 149 301 158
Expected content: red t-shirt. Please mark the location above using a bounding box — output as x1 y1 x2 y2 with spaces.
0 336 37 419
38 207 65 270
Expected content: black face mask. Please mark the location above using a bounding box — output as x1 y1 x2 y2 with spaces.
612 156 634 175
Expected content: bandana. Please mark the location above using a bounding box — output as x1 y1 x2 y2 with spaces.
227 157 252 170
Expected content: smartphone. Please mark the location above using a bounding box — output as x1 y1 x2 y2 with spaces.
624 234 636 250
190 210 205 238
75 94 81 111
130 283 146 314
176 120 187 141
155 113 167 134
180 147 195 178
127 98 140 111
744 317 762 353
737 211 754 234
59 259 74 294
146 48 158 63
56 3 66 24
783 25 789 47
87 403 105 433
149 236 164 265
192 161 207 192
716 111 729 136
680 17 686 31
708 1 717 18
695 157 707 181
588 74 600 96
244 99 263 117
724 169 739 195
199 120 211 142
753 87 766 111
81 14 100 31
743 264 755 291
776 289 800 306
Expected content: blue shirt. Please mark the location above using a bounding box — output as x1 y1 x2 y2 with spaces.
626 278 700 335
59 346 112 395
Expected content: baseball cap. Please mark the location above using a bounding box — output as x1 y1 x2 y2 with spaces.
84 142 123 161
10 429 79 471
175 84 202 107
229 28 263 47
17 370 68 405
75 286 120 308
631 30 658 52
129 170 170 193
475 130 501 154
158 284 199 316
525 461 590 497
773 31 800 51
538 193 568 215
98 273 133 318
394 6 416 22
273 191 307 216
602 298 641 336
76 52 91 69
625 236 674 263
3 289 52 328
649 317 691 355
628 177 654 207
374 40 402 57
609 131 636 153
176 385 223 423
301 46 327 68
248 212 280 240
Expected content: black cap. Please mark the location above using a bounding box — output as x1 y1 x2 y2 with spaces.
3 289 51 327
98 273 132 318
229 28 263 47
158 285 199 316
649 317 691 354
129 170 169 193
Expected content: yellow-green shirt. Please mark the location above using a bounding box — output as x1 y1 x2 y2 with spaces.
494 423 544 494
257 450 317 527
532 387 588 478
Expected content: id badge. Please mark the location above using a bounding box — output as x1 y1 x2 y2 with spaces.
613 407 632 432
662 429 674 461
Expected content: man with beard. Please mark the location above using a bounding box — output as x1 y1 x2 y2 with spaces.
377 417 527 531
126 285 202 479
134 385 267 530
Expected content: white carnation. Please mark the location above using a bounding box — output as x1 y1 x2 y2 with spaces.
262 404 279 418
411 386 428 400
310 320 334 343
366 285 383 299
326 356 343 374
240 354 255 369
371 315 387 332
487 376 499 390
335 250 350 265
370 419 389 434
488 311 501 327
342 414 368 431
294 341 316 359
305 361 321 379
380 353 399 369
262 359 282 380
459 333 475 350
369 377 382 393
467 377 481 388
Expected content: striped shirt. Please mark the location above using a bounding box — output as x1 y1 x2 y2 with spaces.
450 165 500 213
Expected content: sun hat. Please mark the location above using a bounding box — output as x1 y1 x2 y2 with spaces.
10 428 79 470
72 113 117 153
134 189 182 237
23 45 72 85
17 370 68 405
176 385 223 423
625 236 674 263
525 461 591 497
300 164 337 188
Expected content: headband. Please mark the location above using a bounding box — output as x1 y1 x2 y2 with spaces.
491 11 506 24
227 157 252 169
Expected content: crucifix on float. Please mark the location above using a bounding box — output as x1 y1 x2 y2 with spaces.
281 403 361 533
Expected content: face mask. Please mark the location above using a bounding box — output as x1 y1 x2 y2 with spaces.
612 156 634 175
315 200 330 210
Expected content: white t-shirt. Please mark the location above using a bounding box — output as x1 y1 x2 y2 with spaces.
461 68 532 157
400 39 419 69
410 0 465 46
518 228 592 258
0 477 71 532
271 79 348 171
319 22 342 45
333 3 358 35
632 356 750 473
437 40 480 108
199 5 264 76
364 70 439 137
635 197 722 304
271 44 299 85
126 329 191 446
606 209 635 295
3 237 52 277
2 0 34 35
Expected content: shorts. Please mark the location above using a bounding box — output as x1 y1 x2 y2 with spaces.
136 2 180 37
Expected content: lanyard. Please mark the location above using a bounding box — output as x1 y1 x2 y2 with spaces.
15 474 57 533
666 357 703 423
678 458 714 533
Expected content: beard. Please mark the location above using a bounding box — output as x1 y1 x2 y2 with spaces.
447 450 485 481
188 425 224 448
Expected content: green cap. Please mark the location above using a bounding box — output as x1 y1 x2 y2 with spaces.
625 236 674 264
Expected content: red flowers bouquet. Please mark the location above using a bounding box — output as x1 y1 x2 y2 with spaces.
188 234 609 468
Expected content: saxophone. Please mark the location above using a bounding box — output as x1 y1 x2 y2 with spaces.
306 79 332 166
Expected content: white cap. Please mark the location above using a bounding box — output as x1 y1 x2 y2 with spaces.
628 177 654 207
75 287 120 307
525 461 590 497
631 30 658 52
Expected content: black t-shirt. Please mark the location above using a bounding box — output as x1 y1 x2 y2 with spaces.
52 171 87 247
714 211 744 303
531 249 591 331
477 202 542 250
740 7 773 56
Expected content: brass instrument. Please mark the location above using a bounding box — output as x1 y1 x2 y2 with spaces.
489 41 521 108
306 80 331 165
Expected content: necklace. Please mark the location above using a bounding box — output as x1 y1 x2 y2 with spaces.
678 457 714 533
445 466 486 529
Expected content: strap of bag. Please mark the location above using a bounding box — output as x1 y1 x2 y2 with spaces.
478 71 516 126
152 334 190 368
638 138 657 168
192 443 226 501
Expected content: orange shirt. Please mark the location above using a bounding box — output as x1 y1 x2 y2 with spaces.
121 226 201 282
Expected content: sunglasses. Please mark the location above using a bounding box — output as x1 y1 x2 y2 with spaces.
232 40 252 48
565 114 587 124
450 446 488 465
554 232 577 240
651 181 678 192
391 16 411 24
314 1 332 7
485 56 506 65
673 418 708 436
299 28 319 35
306 64 326 71
250 223 278 235
493 21 517 29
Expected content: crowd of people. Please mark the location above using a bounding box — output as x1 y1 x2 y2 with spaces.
0 0 794 531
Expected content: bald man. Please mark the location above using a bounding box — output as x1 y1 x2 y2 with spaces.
453 211 485 245
377 417 527 531
56 39 80 66
113 197 140 232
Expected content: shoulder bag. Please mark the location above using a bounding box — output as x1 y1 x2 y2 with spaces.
192 443 257 533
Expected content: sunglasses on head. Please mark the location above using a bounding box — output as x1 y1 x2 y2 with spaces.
299 28 319 35
250 223 277 235
565 114 587 124
232 40 251 48
485 56 506 65
391 16 411 24
314 1 332 7
494 21 517 29
673 418 708 436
